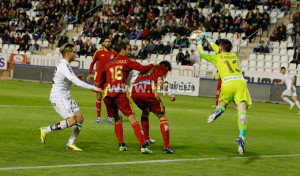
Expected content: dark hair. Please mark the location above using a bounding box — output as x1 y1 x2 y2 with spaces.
281 67 286 70
220 39 232 52
102 37 111 42
159 60 172 71
115 42 127 53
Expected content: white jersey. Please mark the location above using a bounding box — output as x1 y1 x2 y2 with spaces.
50 59 98 100
282 73 296 91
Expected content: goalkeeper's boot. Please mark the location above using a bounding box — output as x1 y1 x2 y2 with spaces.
141 147 153 154
207 109 223 123
236 136 245 155
119 143 128 151
107 117 114 125
163 147 174 154
97 117 103 124
40 127 47 144
145 139 155 146
66 144 82 151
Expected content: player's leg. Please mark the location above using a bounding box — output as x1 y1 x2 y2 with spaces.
281 91 294 109
154 111 173 154
114 112 127 151
66 110 84 151
40 98 78 144
207 101 227 123
141 109 150 141
291 95 300 113
236 101 247 155
95 92 103 124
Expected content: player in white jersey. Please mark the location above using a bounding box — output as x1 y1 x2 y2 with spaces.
40 43 102 151
275 67 300 113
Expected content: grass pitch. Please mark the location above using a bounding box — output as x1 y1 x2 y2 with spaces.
0 80 300 175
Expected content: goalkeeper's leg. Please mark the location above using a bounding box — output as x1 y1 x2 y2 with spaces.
207 101 227 123
236 101 247 155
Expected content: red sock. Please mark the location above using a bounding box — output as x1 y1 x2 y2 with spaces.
114 121 124 143
216 94 220 106
96 100 101 118
131 121 144 145
160 119 170 148
141 114 150 141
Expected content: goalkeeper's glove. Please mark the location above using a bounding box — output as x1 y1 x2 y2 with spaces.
203 33 214 44
197 34 205 46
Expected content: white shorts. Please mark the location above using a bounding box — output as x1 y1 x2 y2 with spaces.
282 89 297 97
50 98 80 119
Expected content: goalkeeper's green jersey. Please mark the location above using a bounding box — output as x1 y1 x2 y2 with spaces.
198 43 243 82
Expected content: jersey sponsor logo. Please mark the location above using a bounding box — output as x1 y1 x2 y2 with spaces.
110 55 114 60
101 54 104 57
66 64 73 73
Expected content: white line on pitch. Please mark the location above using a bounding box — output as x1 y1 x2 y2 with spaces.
1 154 300 171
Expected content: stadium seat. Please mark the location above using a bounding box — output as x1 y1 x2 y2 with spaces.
287 50 294 57
272 62 280 69
257 61 264 72
19 51 25 54
265 55 272 61
220 33 226 39
8 44 15 51
172 49 179 55
207 64 215 71
279 49 287 55
212 32 219 39
265 61 272 68
96 37 101 44
129 40 135 46
141 60 149 65
280 42 287 48
55 47 60 53
149 60 156 64
200 63 207 70
91 37 97 44
171 55 177 62
157 54 164 61
257 54 265 60
289 64 297 70
271 17 277 24
164 55 171 61
239 40 248 47
37 40 43 46
272 42 280 48
249 53 257 60
46 53 52 56
135 40 142 47
2 44 9 50
273 55 280 62
26 51 32 55
241 60 248 67
67 24 74 31
272 49 280 55
150 54 157 61
280 56 289 62
42 40 49 47
233 39 240 46
199 71 207 78
232 46 239 53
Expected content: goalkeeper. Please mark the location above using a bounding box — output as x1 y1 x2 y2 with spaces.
196 33 252 155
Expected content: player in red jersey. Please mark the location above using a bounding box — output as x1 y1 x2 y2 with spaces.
99 42 154 154
131 60 175 154
87 37 117 125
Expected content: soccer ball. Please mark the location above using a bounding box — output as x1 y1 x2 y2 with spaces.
189 30 203 45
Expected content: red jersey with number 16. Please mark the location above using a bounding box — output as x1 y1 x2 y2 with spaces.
89 48 117 81
99 55 153 97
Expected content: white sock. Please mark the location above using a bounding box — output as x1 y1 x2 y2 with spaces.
282 97 293 105
67 124 82 145
295 101 300 109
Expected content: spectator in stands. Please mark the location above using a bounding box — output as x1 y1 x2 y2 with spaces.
155 39 164 54
270 28 279 41
215 35 222 46
182 50 191 65
14 33 21 44
89 44 97 56
132 45 139 58
138 44 148 60
294 34 300 48
31 40 40 52
18 39 27 52
9 33 15 44
141 26 150 40
146 38 157 54
282 0 291 15
22 31 31 44
80 42 89 56
261 13 270 31
253 40 269 53
278 27 287 41
57 33 69 47
176 48 185 65
290 47 300 68
16 19 25 33
190 50 198 65
163 41 171 54
173 34 182 49
245 25 256 43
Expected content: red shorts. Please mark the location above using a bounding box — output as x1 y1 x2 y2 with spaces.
94 70 103 88
103 96 134 117
216 78 222 91
131 92 165 114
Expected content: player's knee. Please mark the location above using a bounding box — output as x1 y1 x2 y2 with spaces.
142 109 149 116
67 117 76 126
280 94 285 99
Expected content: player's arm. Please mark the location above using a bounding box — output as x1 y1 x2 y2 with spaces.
291 76 296 90
129 61 153 73
204 33 220 53
60 64 102 92
197 45 218 65
87 51 98 81
157 77 175 101
274 81 284 86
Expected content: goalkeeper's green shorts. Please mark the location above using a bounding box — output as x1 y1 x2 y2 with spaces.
219 79 252 108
